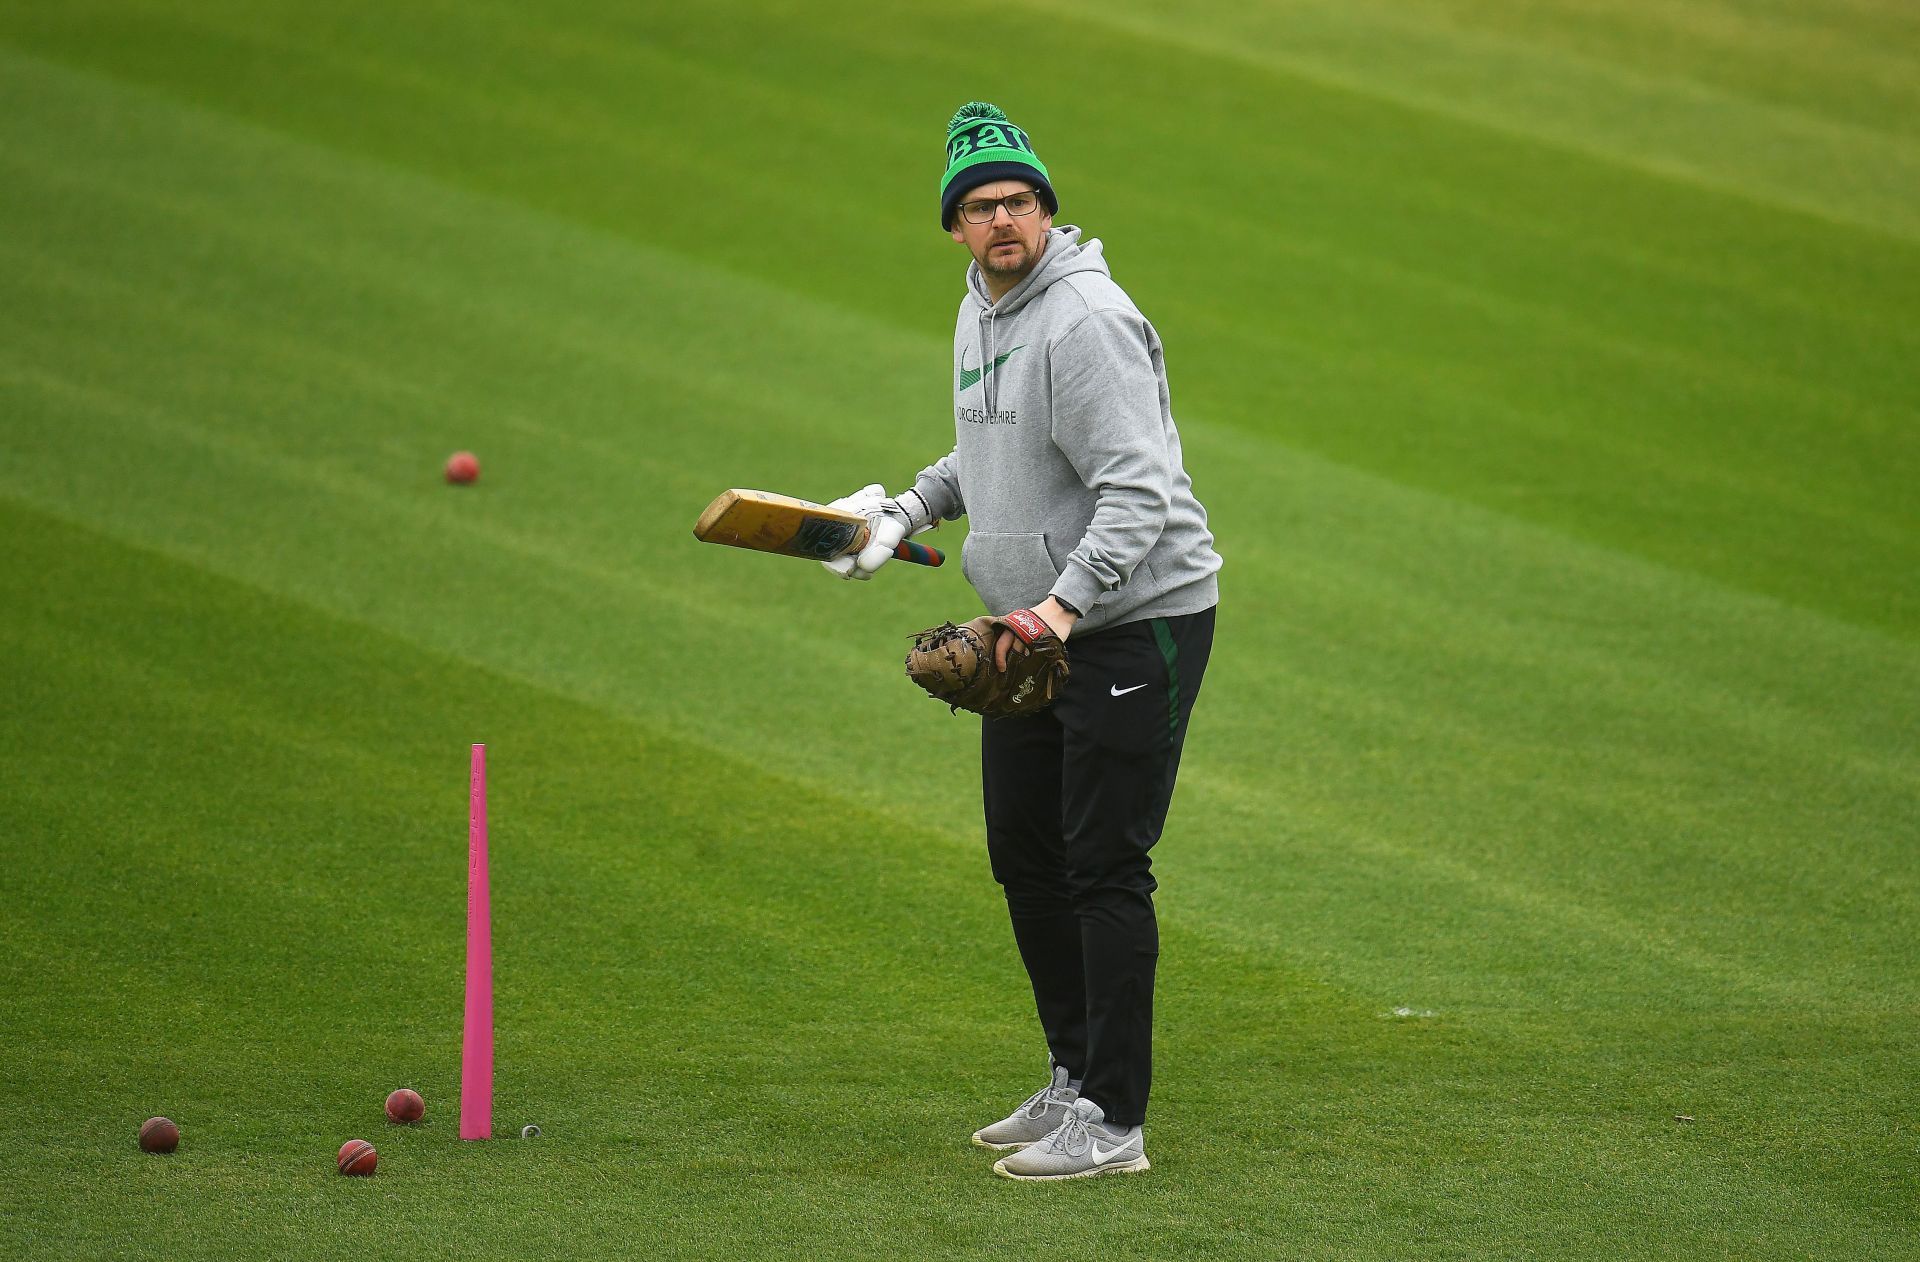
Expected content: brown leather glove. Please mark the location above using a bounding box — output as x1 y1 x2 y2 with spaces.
905 608 1070 717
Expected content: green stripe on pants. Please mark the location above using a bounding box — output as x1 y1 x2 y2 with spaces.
1150 617 1180 743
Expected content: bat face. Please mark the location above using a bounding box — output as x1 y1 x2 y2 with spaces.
694 490 872 560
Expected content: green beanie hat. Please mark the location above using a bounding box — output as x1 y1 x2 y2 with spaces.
939 102 1056 229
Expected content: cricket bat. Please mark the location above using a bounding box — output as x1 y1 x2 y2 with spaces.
693 489 944 567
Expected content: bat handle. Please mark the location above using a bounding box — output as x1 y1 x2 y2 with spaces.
893 539 945 567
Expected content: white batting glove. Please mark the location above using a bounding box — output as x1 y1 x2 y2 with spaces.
831 483 890 519
820 484 914 581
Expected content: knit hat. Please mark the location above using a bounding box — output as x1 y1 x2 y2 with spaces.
939 102 1057 229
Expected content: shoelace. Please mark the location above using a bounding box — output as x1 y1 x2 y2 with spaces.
1019 1080 1074 1120
1043 1109 1093 1156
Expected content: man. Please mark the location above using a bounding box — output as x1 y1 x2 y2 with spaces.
827 101 1221 1181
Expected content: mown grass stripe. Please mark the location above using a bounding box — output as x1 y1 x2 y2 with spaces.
0 8 1914 1257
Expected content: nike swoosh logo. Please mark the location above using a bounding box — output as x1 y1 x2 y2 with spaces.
1110 683 1149 697
1090 1139 1134 1163
958 345 1024 391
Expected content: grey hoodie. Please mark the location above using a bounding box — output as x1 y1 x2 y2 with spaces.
909 226 1221 635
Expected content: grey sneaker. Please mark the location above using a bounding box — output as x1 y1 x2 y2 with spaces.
992 1097 1150 1181
970 1064 1078 1151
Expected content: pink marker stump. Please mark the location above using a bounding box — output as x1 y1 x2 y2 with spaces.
460 743 493 1140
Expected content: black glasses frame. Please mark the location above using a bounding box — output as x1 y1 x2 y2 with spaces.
958 190 1043 225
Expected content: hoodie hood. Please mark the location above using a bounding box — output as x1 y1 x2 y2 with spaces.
964 226 1113 416
965 226 1108 315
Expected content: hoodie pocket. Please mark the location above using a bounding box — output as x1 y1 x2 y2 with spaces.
960 532 1060 616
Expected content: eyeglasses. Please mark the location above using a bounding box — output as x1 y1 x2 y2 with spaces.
958 190 1043 225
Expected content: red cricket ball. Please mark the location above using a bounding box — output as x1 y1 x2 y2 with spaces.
337 1139 378 1176
385 1088 425 1124
139 1117 180 1154
444 451 480 484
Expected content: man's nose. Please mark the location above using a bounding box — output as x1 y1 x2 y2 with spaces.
990 203 1016 225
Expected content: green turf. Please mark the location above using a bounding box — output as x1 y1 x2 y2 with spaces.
1 2 1915 1257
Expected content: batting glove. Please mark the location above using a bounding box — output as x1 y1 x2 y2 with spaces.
821 484 922 581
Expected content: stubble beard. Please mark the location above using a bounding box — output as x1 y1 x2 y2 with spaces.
979 231 1043 283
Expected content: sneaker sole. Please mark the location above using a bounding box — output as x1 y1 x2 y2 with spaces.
970 1131 1036 1152
990 1154 1151 1181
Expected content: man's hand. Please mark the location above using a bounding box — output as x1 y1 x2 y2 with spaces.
821 484 911 581
995 596 1079 670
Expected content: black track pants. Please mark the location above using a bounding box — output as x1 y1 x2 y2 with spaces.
980 606 1214 1127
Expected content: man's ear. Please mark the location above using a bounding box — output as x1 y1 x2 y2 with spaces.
950 223 967 244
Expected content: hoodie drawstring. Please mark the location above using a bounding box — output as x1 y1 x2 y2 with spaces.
982 305 997 416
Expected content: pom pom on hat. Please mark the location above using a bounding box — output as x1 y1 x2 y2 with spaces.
947 101 1009 134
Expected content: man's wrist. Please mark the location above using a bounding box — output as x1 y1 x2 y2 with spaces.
1033 596 1080 641
888 487 936 533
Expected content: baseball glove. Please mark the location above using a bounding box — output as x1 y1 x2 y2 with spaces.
905 608 1070 717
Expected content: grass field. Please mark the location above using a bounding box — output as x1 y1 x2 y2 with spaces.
2 2 1916 1258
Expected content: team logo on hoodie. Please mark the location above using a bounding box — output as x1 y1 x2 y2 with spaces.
958 345 1024 392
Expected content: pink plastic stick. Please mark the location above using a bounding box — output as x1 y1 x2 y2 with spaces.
460 743 493 1140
